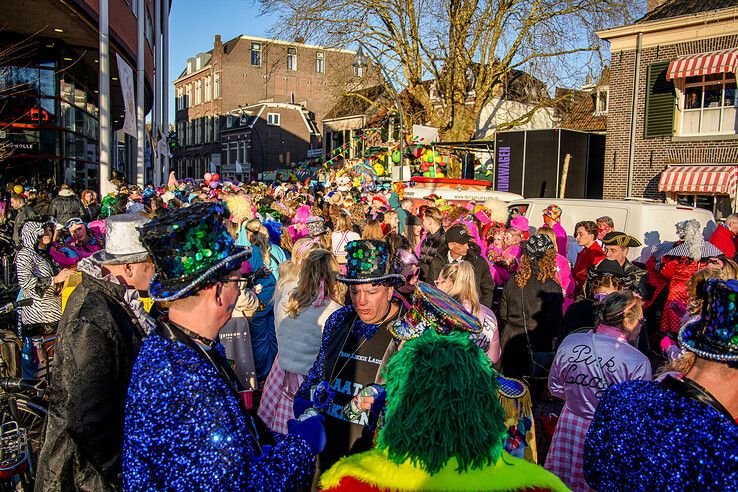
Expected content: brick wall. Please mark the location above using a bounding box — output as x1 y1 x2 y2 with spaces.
605 34 738 200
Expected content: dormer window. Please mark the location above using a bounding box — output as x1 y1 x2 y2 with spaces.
595 86 609 115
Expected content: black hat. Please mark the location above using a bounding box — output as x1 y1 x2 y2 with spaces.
524 234 553 259
405 214 422 226
139 202 250 301
601 231 641 248
336 240 404 286
445 224 471 244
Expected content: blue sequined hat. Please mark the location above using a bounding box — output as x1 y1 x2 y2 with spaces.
679 278 738 364
139 202 251 302
336 239 404 286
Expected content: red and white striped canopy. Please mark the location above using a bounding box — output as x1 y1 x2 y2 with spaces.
658 165 738 195
667 49 738 80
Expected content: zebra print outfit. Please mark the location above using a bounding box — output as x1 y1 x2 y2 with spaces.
16 220 62 327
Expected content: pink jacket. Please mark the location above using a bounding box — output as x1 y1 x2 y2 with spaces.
548 326 651 420
555 254 575 313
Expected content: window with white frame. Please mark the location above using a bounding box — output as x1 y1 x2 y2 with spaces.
185 84 192 108
176 87 182 110
353 64 363 77
195 80 202 105
185 121 190 146
316 51 325 74
595 86 609 115
214 72 220 98
267 113 280 126
287 48 297 71
679 73 737 136
204 76 211 102
214 116 220 140
205 116 212 142
251 43 262 66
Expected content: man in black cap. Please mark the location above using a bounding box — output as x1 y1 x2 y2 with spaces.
427 224 496 308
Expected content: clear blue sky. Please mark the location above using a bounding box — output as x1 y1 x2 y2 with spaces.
167 0 276 123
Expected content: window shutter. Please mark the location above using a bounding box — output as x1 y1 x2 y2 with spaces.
644 61 675 138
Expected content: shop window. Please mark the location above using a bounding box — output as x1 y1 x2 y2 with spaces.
676 193 733 220
680 73 737 136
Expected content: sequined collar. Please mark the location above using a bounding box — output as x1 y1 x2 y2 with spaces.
662 375 734 422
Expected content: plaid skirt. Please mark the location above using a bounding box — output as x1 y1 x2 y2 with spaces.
257 356 305 434
544 408 594 492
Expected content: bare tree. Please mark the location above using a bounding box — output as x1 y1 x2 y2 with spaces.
258 0 642 141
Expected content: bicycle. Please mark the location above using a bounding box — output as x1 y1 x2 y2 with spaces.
0 376 47 492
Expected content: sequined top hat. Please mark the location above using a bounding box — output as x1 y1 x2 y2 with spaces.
389 282 482 340
679 278 738 364
306 216 328 237
336 239 404 286
139 202 251 302
90 214 150 265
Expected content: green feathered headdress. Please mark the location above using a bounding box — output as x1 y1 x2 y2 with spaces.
377 330 507 475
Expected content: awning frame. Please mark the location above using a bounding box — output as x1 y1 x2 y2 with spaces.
667 49 738 80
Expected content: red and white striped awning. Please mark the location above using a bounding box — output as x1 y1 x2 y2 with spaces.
658 165 738 195
667 49 738 80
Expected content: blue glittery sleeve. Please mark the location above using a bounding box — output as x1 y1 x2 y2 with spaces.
123 334 314 492
296 305 355 403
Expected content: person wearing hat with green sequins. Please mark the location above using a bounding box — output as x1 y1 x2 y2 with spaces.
294 239 408 483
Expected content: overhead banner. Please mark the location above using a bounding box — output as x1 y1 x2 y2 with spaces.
412 124 439 144
115 54 137 138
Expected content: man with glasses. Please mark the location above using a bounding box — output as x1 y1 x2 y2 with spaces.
123 203 323 491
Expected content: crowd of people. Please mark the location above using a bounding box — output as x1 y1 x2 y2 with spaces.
3 173 737 491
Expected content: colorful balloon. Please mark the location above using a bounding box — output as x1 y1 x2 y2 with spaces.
13 185 23 194
211 173 221 182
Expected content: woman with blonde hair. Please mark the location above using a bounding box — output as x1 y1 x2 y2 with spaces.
499 234 564 379
361 219 385 240
274 236 325 315
244 218 288 385
537 226 575 312
331 212 360 269
435 261 501 364
259 249 345 433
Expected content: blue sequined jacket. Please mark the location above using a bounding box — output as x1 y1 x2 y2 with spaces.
583 378 738 491
296 305 401 404
123 328 315 491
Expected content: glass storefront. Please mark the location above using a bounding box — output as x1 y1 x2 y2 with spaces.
0 40 100 191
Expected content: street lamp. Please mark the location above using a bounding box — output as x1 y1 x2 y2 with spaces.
353 42 404 182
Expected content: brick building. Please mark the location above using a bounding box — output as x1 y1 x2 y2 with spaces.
597 0 738 219
173 35 377 177
220 102 320 181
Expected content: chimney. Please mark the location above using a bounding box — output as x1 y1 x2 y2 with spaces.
647 0 666 12
214 34 222 48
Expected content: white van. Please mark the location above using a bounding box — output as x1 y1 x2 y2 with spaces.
404 186 523 205
507 198 717 263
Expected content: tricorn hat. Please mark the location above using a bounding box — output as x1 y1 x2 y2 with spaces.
139 202 250 302
679 278 738 365
601 231 641 248
336 240 404 286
